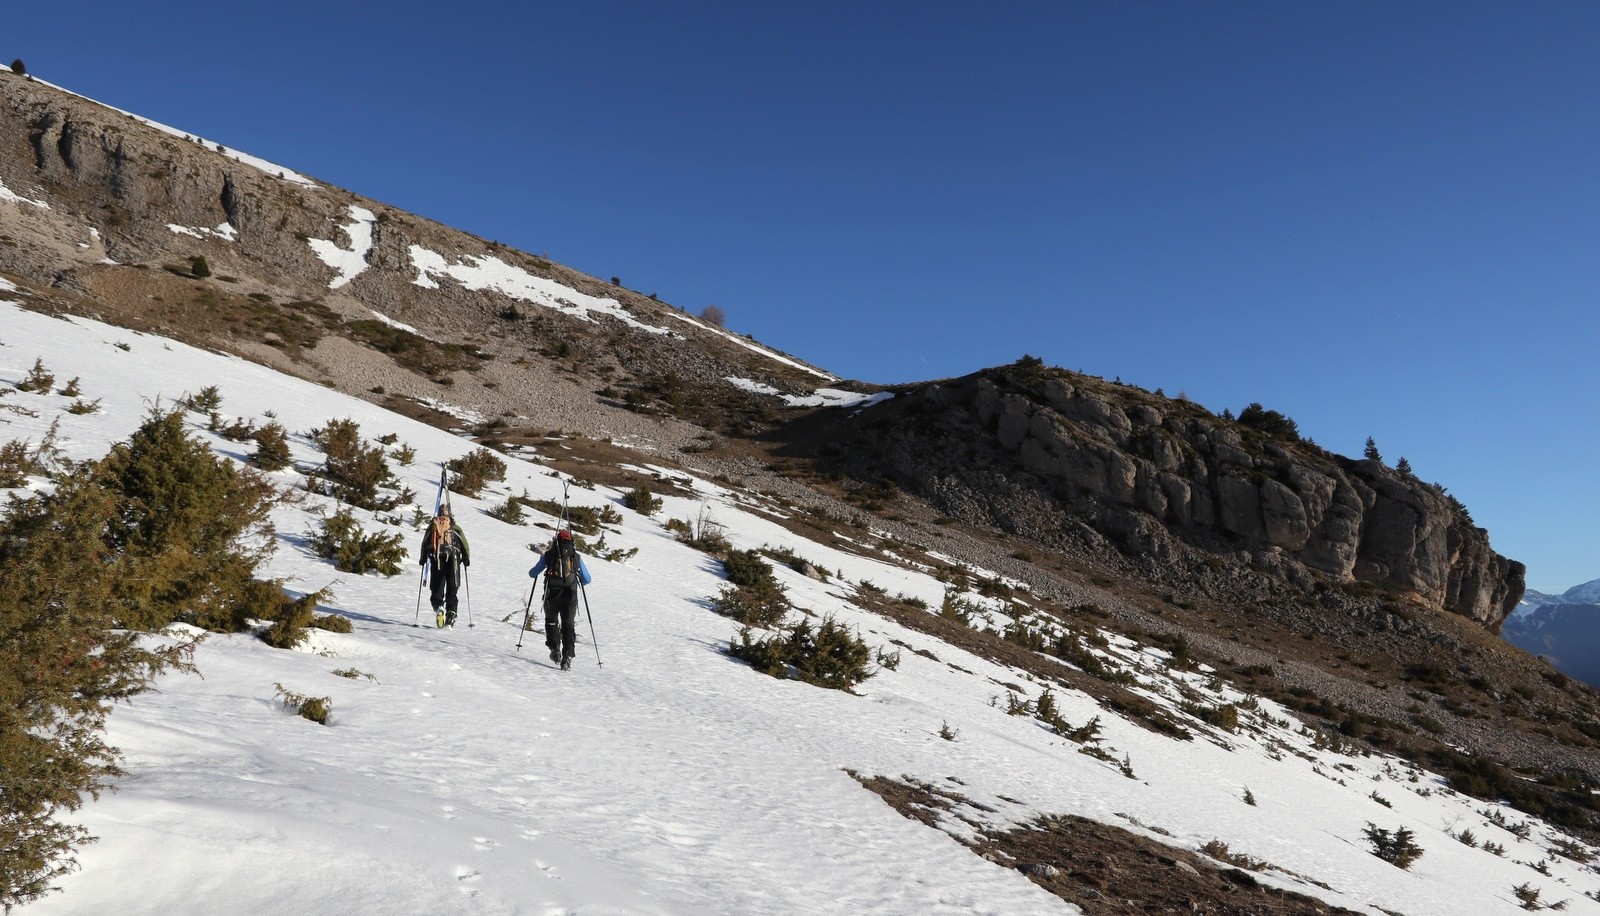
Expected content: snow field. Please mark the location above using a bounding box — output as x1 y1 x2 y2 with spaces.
3 300 1598 915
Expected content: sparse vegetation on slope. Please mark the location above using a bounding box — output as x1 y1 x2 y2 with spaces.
0 408 287 908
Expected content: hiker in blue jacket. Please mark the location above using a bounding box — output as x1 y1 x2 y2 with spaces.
528 530 592 669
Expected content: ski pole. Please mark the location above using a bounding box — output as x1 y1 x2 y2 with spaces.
462 562 474 628
515 584 535 650
412 563 426 627
579 581 601 668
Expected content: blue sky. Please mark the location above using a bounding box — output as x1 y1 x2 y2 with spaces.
7 3 1597 592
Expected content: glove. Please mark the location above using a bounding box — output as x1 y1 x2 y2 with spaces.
419 557 427 566
464 558 471 567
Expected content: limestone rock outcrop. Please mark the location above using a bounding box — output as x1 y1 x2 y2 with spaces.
843 363 1524 630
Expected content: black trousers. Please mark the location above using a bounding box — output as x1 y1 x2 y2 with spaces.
429 562 461 613
544 584 578 659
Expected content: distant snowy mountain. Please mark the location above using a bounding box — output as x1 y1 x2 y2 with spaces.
1504 578 1600 688
1506 588 1558 628
1561 577 1600 605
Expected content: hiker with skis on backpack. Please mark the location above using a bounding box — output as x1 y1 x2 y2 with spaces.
420 507 470 628
528 530 592 669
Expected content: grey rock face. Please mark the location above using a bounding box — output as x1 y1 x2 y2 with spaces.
857 366 1524 631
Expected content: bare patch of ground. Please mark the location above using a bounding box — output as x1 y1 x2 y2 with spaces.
853 774 1365 916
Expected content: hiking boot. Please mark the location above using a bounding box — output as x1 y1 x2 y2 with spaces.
560 656 572 671
435 609 445 628
445 612 457 628
549 648 561 663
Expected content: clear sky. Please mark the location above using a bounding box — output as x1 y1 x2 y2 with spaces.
6 2 1597 593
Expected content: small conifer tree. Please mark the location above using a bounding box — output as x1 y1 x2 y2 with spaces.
621 486 662 517
0 408 281 907
15 357 54 393
1237 402 1300 441
1363 823 1424 869
309 418 395 510
95 407 279 631
307 507 405 576
251 421 292 471
445 447 506 497
727 615 873 691
261 587 333 649
183 385 223 413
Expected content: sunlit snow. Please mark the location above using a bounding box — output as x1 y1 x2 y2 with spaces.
725 376 893 409
167 221 238 242
0 175 51 209
2 299 1597 916
307 205 376 289
409 246 672 337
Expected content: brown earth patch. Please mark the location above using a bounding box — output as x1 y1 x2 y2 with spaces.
853 774 1365 916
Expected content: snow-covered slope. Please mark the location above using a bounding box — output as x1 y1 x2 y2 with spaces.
6 299 1600 915
1562 579 1600 606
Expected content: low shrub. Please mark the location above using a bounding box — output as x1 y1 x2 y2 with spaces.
621 486 662 516
487 497 527 525
273 683 331 724
446 448 506 497
251 421 293 471
672 506 730 554
0 408 288 906
308 418 396 510
710 583 789 628
307 507 405 576
727 616 873 691
14 357 54 393
1201 839 1266 870
722 549 776 590
1181 701 1240 732
183 385 223 413
1363 823 1423 869
760 545 819 577
262 588 329 649
310 613 352 633
0 438 42 487
518 497 612 534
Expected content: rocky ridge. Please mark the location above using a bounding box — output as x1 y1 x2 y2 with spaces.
803 361 1524 629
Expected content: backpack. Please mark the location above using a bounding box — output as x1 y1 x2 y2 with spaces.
436 537 461 567
545 540 579 589
432 526 462 568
